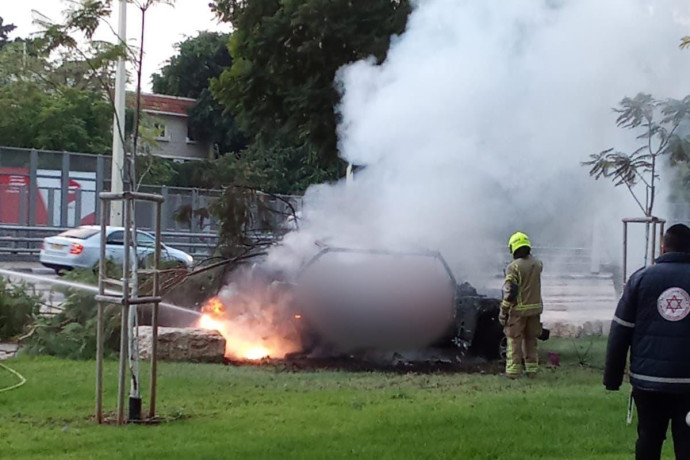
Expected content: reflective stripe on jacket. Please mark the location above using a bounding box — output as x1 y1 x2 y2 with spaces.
501 255 543 317
604 252 690 393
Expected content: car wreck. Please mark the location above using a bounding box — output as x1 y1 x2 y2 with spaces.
287 247 509 360
191 246 550 366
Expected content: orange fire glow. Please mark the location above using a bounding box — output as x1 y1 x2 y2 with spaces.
196 294 299 361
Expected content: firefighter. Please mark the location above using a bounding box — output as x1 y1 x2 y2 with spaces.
499 232 543 378
604 224 690 460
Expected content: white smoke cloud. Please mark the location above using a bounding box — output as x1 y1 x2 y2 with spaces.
268 0 690 287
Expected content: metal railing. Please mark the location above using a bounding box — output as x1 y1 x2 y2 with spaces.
0 146 303 234
0 224 219 258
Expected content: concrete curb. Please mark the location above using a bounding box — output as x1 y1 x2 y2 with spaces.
6 267 55 276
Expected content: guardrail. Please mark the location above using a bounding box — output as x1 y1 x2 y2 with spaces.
0 225 220 259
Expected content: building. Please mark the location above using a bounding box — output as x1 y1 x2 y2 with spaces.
131 93 213 162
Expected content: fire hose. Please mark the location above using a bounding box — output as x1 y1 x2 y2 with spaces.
0 362 26 393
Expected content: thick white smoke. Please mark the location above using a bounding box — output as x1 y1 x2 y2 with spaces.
268 0 690 288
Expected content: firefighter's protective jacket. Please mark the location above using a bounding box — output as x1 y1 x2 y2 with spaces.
501 255 543 317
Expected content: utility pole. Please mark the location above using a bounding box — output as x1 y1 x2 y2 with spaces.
110 0 127 226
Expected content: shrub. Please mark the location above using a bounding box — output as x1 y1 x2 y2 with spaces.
0 277 41 340
22 267 121 359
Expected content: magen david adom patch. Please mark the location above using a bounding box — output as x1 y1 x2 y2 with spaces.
657 287 690 322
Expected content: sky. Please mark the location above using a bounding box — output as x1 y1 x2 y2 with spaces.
2 0 230 91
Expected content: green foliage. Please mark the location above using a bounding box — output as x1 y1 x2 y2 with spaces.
188 88 247 155
583 93 690 216
211 0 411 162
136 154 177 186
152 31 246 155
0 12 118 155
0 16 17 50
23 267 121 360
236 142 344 195
0 80 113 154
152 31 233 99
0 277 41 341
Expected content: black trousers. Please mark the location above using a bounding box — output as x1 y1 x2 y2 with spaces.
633 388 690 460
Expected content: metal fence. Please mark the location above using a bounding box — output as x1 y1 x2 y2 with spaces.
0 225 221 259
0 147 303 254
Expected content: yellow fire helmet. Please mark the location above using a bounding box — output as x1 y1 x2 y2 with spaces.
508 232 531 254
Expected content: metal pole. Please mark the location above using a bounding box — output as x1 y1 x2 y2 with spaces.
28 150 38 226
96 156 104 224
660 221 665 255
60 153 70 228
19 187 27 225
650 219 657 264
74 189 82 227
95 197 108 424
117 198 132 425
110 0 127 226
149 201 162 419
622 221 628 285
47 190 55 227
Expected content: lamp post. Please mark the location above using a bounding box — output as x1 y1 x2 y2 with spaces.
110 0 127 226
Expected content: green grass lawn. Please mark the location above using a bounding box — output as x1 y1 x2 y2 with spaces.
0 338 673 459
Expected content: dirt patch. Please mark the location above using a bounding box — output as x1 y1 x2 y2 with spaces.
225 354 504 375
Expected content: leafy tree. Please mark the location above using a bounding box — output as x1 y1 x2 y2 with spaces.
152 31 246 154
152 31 232 98
583 93 690 217
210 0 411 165
0 17 17 50
0 79 113 153
583 93 690 265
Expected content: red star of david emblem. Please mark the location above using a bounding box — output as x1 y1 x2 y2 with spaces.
665 295 684 313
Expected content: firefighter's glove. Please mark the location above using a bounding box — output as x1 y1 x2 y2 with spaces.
499 311 508 327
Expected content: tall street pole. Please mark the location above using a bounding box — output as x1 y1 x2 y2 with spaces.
110 0 127 226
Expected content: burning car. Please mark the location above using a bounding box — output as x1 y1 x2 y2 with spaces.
198 247 509 362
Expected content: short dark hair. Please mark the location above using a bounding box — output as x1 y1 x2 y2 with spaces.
663 224 690 253
513 245 531 259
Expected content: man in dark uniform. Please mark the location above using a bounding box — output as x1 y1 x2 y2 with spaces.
604 224 690 460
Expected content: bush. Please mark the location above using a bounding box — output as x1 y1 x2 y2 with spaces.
0 277 41 341
22 268 121 360
21 260 199 359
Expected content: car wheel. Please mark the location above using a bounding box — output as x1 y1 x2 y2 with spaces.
471 313 506 360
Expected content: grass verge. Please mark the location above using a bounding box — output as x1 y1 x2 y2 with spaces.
0 338 671 459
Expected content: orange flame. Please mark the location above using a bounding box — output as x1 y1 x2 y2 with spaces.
196 295 298 361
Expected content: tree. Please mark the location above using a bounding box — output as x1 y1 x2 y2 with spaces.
583 93 690 218
152 31 246 154
210 0 411 165
0 17 17 50
0 40 113 154
583 93 690 265
152 31 232 98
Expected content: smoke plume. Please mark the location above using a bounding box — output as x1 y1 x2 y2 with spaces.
268 0 690 288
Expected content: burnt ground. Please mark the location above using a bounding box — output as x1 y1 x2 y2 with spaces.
225 352 505 375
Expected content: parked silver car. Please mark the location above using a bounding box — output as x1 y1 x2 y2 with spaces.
39 226 194 274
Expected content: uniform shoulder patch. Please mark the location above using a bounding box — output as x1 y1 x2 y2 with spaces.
657 287 690 322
